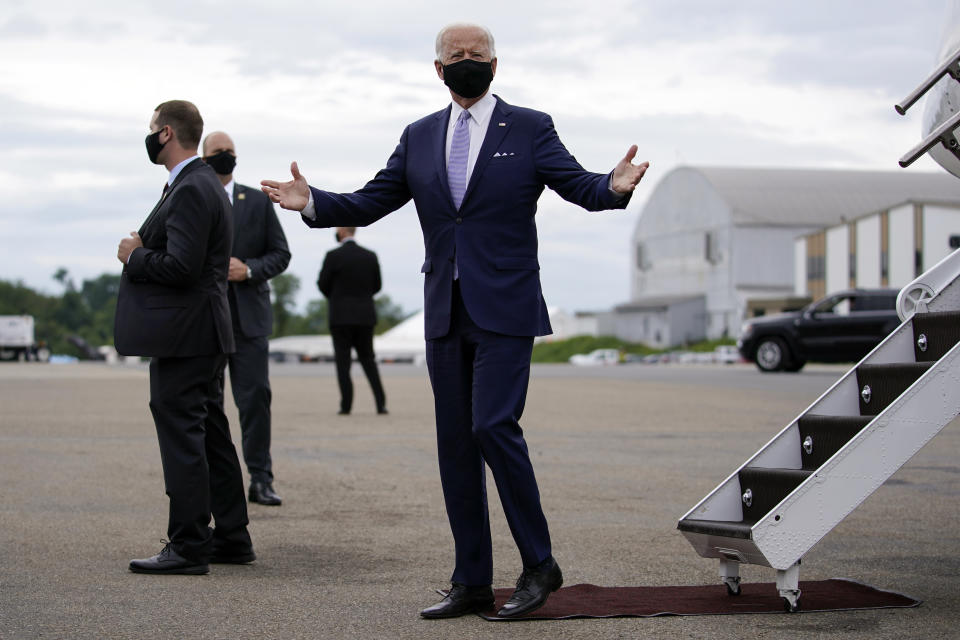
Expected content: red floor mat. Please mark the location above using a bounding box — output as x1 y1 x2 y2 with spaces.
469 579 920 620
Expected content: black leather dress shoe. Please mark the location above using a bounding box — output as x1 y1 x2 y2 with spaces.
249 481 282 506
420 583 495 619
497 556 563 618
129 543 209 575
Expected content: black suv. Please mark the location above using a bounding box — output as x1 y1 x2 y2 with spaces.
737 289 901 372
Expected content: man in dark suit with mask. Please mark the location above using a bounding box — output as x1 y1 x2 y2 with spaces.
202 131 291 506
262 23 648 618
318 227 387 415
116 100 254 575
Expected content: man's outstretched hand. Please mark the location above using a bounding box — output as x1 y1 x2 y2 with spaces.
261 161 310 212
611 145 649 194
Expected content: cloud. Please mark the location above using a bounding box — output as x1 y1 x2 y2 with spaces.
0 0 950 315
0 13 48 39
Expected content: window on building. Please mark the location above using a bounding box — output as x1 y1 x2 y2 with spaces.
881 211 889 286
806 231 826 300
914 205 924 276
848 222 857 287
705 231 720 264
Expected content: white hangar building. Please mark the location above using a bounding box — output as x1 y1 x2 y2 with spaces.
794 198 960 301
610 166 960 348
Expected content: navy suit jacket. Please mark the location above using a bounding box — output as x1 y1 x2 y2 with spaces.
304 95 630 340
228 183 290 338
114 159 235 356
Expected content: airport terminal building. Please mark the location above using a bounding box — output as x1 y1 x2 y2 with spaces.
606 166 960 348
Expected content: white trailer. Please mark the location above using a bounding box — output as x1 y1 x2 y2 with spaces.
0 315 48 362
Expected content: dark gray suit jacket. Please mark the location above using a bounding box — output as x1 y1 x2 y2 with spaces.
228 183 291 338
114 159 234 357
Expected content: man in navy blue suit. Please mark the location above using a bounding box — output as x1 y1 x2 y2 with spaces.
262 23 648 618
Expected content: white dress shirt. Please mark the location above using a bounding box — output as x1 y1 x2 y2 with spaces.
168 155 200 187
222 178 235 205
445 91 496 186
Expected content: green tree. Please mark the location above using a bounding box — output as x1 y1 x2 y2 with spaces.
0 278 78 355
374 294 410 334
52 268 92 335
270 273 300 337
80 273 121 346
302 298 329 334
1 270 411 353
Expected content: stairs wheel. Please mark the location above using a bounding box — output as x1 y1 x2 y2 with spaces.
782 597 800 613
725 582 741 596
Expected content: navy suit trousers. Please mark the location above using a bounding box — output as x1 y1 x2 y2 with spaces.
425 282 552 586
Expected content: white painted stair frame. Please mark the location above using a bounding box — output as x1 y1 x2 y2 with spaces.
678 248 960 611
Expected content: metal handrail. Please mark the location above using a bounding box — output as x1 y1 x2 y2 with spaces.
896 247 960 320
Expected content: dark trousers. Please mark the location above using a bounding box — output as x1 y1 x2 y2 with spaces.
222 333 273 484
425 283 552 586
148 354 251 561
330 324 386 413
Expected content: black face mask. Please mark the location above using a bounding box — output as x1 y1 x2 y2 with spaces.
203 150 237 176
145 129 166 165
442 59 494 99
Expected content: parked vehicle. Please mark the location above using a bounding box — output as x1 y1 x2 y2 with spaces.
0 315 49 362
737 289 900 372
714 345 741 364
569 348 621 366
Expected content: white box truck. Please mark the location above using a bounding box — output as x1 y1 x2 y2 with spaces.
0 315 49 361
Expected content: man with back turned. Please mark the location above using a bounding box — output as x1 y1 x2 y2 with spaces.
116 100 254 574
318 226 387 416
262 24 648 617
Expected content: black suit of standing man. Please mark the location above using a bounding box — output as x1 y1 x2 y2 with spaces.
115 100 254 575
202 131 291 506
318 227 387 415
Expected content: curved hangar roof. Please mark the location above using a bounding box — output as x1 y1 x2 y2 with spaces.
667 166 960 227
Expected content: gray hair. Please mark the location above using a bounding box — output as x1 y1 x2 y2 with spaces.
434 23 496 61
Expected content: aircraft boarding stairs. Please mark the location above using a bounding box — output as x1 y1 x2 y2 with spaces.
677 249 960 612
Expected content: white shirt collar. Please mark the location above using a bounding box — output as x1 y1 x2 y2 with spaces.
449 91 496 130
223 178 235 204
168 155 200 186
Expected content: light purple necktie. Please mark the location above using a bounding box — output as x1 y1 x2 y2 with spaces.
448 109 471 209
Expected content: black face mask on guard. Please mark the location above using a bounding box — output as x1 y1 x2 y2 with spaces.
145 129 166 165
442 59 494 99
203 150 237 176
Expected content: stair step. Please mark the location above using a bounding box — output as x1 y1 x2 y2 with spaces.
855 362 934 415
677 467 813 540
797 415 872 470
912 310 960 361
738 467 812 524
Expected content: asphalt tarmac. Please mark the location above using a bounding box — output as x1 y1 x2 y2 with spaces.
1 361 957 639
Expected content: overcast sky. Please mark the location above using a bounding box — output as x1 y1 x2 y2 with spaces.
0 0 951 315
